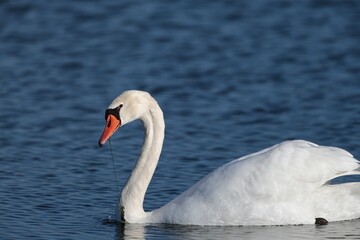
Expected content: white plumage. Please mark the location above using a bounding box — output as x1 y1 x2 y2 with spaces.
99 90 360 225
149 140 360 225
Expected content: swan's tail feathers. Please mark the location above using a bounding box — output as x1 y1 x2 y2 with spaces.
315 183 360 222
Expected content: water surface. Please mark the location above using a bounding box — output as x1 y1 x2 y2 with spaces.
1 0 360 239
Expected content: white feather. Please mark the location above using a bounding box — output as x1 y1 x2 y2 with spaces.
101 90 360 225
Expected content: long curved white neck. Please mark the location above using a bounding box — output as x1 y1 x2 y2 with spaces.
119 100 164 222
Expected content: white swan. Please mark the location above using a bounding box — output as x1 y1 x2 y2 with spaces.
99 90 360 226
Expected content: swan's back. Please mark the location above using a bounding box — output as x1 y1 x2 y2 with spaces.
147 140 360 225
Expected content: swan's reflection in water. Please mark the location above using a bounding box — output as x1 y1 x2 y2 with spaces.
114 219 360 240
115 222 145 240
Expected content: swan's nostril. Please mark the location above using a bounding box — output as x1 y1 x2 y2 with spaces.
107 119 111 127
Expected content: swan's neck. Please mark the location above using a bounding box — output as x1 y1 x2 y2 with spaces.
119 101 164 222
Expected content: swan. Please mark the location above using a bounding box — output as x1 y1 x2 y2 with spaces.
98 90 360 225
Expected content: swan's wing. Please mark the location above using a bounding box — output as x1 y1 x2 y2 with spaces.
185 140 358 197
239 140 359 184
216 140 359 199
150 140 359 225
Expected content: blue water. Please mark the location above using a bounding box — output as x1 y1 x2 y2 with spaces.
1 0 360 239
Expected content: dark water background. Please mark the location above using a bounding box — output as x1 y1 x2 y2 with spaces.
1 0 360 239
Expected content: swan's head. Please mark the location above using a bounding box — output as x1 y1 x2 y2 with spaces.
98 90 152 147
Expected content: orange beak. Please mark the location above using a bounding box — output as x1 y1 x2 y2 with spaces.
98 115 121 147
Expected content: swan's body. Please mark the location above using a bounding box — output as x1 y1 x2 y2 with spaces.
99 90 360 225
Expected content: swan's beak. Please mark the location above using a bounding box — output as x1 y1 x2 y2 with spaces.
99 115 121 147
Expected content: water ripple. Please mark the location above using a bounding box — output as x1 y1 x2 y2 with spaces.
1 0 360 239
